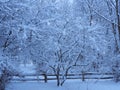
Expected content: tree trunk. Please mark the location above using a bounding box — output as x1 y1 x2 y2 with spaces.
0 74 6 90
56 75 60 86
112 23 119 52
115 0 120 52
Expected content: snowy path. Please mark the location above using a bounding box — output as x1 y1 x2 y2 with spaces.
6 80 120 90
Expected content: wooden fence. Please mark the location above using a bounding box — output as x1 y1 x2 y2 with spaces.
11 72 114 82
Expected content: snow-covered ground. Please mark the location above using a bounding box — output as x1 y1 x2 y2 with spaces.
6 80 120 90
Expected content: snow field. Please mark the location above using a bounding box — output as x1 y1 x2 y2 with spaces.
6 80 120 90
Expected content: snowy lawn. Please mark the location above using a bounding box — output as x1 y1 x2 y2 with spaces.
6 80 120 90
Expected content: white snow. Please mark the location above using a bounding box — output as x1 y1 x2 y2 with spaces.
19 64 36 75
6 80 120 90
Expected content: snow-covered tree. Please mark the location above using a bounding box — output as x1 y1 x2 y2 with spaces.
0 0 31 89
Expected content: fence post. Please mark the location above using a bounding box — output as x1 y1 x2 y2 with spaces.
43 74 47 83
82 71 85 81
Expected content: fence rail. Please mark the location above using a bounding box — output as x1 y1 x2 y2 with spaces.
11 72 115 82
13 72 115 76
